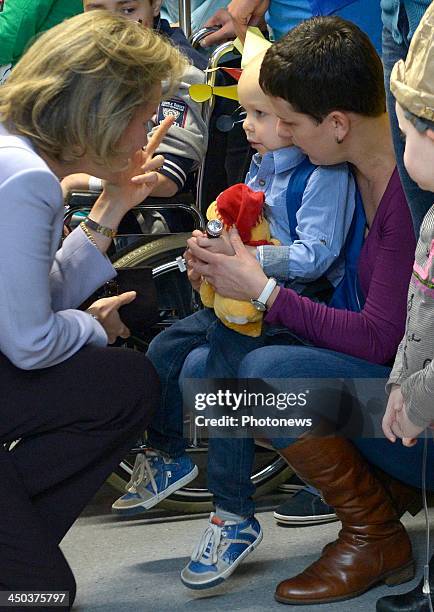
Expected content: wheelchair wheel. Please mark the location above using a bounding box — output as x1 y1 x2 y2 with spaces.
108 234 292 512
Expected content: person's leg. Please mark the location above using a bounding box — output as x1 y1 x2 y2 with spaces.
180 343 257 517
382 23 434 236
239 344 427 495
239 345 419 604
0 450 76 611
179 344 261 590
0 345 158 605
146 308 218 456
112 309 218 513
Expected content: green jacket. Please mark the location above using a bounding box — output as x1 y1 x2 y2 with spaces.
0 0 82 65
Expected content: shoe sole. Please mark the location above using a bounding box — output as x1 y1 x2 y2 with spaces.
181 529 264 590
112 465 199 513
274 510 339 525
274 560 415 605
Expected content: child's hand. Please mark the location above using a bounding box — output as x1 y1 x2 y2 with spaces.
382 384 403 442
192 229 236 256
382 384 424 446
393 405 425 447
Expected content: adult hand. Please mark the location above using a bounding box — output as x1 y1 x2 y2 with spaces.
184 248 202 292
187 228 268 300
382 385 424 446
201 9 236 47
101 115 174 216
227 0 270 41
87 291 136 344
82 117 174 253
192 228 236 256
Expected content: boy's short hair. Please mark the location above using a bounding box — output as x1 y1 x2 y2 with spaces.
0 10 186 167
260 16 385 123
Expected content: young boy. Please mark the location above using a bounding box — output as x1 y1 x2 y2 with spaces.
61 0 208 198
378 5 434 610
113 50 358 588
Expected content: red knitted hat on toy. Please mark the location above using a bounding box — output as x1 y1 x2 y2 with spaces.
215 183 265 244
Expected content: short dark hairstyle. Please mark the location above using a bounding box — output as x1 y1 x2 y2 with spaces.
260 16 385 123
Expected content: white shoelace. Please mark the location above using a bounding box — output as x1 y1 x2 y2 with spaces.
191 520 223 565
126 451 158 496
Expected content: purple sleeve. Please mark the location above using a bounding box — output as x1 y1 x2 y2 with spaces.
265 180 416 364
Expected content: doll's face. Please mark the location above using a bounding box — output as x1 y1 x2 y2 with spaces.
83 0 158 29
396 102 434 192
238 54 293 156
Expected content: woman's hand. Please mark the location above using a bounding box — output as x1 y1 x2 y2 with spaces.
191 229 236 256
89 116 174 230
87 291 136 344
78 117 174 254
102 115 174 213
184 248 202 292
187 228 269 300
382 384 424 446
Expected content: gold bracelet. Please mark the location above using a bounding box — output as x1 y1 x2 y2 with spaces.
80 221 98 247
84 216 117 239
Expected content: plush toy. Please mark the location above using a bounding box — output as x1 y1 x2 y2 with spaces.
200 183 279 337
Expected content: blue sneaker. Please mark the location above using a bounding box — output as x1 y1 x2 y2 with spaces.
111 450 198 514
181 513 263 589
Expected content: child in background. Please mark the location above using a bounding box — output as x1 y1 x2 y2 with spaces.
61 0 209 198
380 5 434 610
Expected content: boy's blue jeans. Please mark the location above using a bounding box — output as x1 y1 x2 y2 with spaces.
146 308 266 454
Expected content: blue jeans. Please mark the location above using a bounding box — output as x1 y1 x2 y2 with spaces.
382 22 434 237
181 343 434 516
146 309 266 458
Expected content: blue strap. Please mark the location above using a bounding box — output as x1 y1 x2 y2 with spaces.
286 157 318 243
329 187 366 312
286 160 366 313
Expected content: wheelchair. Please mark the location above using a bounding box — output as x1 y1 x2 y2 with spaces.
64 30 292 513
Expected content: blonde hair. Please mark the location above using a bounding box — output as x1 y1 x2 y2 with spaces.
0 11 187 166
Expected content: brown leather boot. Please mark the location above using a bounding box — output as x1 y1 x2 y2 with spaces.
275 436 414 605
371 465 422 518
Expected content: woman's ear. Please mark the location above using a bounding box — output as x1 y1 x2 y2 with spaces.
328 111 350 144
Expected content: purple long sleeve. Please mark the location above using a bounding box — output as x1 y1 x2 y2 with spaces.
265 169 416 364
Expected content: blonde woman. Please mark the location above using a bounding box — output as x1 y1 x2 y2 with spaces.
0 10 185 607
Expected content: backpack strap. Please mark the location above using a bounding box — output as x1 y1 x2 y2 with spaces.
286 157 318 242
329 187 366 312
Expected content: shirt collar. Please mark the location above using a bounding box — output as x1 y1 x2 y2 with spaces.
252 146 307 174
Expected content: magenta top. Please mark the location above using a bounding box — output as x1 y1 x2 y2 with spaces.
265 169 416 365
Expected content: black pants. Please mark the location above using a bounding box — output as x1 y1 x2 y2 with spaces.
0 345 160 611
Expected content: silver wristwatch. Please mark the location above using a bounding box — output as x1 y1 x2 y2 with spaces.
250 278 277 311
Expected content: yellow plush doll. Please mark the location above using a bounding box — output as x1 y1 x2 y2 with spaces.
200 183 279 337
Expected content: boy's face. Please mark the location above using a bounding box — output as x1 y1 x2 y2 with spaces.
238 72 292 156
396 102 434 192
83 0 156 28
269 96 343 166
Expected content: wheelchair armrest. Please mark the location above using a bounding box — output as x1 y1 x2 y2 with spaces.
64 190 205 232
